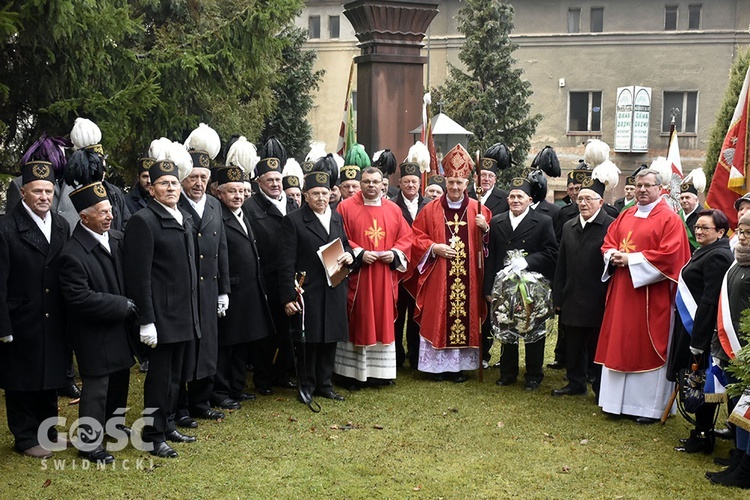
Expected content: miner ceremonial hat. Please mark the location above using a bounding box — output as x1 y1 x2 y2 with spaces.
255 157 282 177
149 159 179 183
304 171 330 191
480 143 512 176
189 150 211 170
283 175 301 191
567 167 590 185
214 166 245 186
69 181 109 213
580 176 606 198
442 144 474 178
138 157 155 174
399 162 421 178
427 174 446 189
22 160 56 185
509 177 533 197
339 165 362 183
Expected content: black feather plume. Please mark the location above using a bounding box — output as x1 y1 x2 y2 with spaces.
527 169 548 204
373 149 397 176
483 143 512 170
531 146 561 178
261 136 287 167
312 154 339 190
64 149 104 186
221 134 241 164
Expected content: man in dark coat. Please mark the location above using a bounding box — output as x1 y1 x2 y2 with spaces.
0 160 70 458
59 182 137 464
390 162 430 369
123 160 201 458
551 178 615 399
244 157 299 393
213 167 276 406
175 153 230 425
125 157 153 214
485 178 558 391
280 171 354 402
613 174 636 212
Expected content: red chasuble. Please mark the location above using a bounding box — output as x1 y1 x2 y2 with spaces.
594 200 691 372
338 192 413 346
405 195 492 349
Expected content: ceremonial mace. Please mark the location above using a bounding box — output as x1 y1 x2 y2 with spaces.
476 150 485 383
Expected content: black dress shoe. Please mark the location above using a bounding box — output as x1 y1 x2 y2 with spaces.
524 380 541 391
634 417 659 425
675 430 714 454
551 385 586 397
256 387 273 396
496 377 516 386
166 430 196 443
176 415 198 429
194 409 224 421
114 424 131 437
79 446 115 464
315 390 345 401
274 379 297 390
237 392 256 401
149 441 178 458
714 427 734 440
546 360 565 370
452 371 468 383
59 383 82 399
214 398 240 410
139 361 149 373
432 373 447 382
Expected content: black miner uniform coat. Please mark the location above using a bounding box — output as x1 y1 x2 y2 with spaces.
483 209 558 297
218 202 274 346
391 191 430 226
123 199 200 345
468 184 509 215
279 204 352 344
178 194 230 379
59 223 134 377
534 199 562 241
0 204 70 391
552 209 615 328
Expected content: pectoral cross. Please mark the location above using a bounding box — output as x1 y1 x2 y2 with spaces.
446 214 467 249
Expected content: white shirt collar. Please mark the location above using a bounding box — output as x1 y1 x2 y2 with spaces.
635 199 660 219
261 190 287 215
21 200 52 243
364 196 382 206
509 206 530 230
81 223 111 253
446 196 464 209
187 194 207 219
313 205 331 233
155 200 184 225
579 208 602 229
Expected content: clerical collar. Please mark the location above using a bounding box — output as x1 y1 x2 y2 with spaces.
635 199 659 218
81 223 111 253
21 200 52 243
155 200 184 225
579 208 601 229
261 190 287 215
186 194 206 219
363 196 382 206
312 205 331 233
446 196 465 209
683 206 698 221
509 206 530 230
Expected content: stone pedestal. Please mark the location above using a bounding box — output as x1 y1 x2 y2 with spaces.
344 0 439 163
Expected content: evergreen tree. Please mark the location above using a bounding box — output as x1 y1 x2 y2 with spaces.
433 0 541 185
704 47 750 187
260 26 325 161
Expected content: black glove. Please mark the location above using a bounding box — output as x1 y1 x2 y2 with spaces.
126 299 140 320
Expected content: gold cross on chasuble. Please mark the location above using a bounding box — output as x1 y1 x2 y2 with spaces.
365 218 385 247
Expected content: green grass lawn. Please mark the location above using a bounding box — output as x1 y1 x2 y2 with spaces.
0 333 746 499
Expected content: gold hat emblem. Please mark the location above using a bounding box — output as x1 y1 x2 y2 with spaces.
288 176 300 187
200 154 210 168
574 171 587 182
143 158 154 169
93 183 107 198
302 161 314 173
344 167 357 179
482 158 496 169
315 172 328 184
32 163 51 179
582 177 594 188
512 177 524 187
404 163 418 175
160 161 175 172
227 168 242 182
268 158 280 170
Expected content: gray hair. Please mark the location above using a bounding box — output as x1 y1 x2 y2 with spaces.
635 168 662 186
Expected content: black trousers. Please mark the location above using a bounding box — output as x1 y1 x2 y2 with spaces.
481 314 494 363
5 389 59 452
499 337 546 383
249 335 276 391
395 285 420 368
79 368 130 439
142 341 187 443
296 342 337 396
214 342 251 401
562 324 600 392
267 295 295 384
176 376 213 417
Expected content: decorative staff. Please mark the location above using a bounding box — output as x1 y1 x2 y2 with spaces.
290 272 321 413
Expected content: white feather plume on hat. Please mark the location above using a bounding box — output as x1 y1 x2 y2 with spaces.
584 139 610 168
184 123 221 160
332 153 345 170
282 158 304 187
167 141 194 182
306 141 327 163
407 141 430 173
226 136 259 174
70 117 102 150
650 157 672 186
591 160 621 191
149 137 174 160
683 167 707 193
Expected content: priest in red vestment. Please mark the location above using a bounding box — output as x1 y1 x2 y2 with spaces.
405 144 492 382
334 167 413 385
595 168 691 423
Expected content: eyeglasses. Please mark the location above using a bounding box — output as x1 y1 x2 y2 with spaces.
735 229 750 237
154 180 180 188
577 196 601 204
693 225 716 232
306 192 329 199
361 180 382 185
635 183 658 189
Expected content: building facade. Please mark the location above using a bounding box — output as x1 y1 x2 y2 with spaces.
297 1 750 200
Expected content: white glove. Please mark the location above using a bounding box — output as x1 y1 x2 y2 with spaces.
0 335 13 343
217 294 229 317
689 346 703 356
139 323 158 348
711 357 722 368
509 257 528 273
